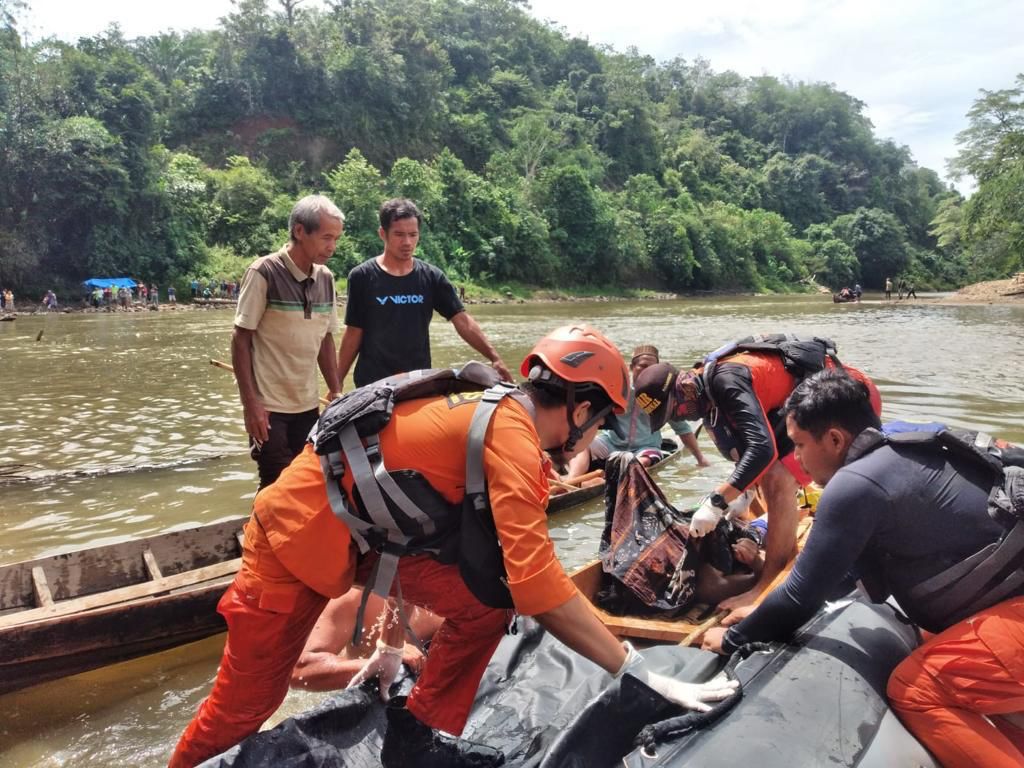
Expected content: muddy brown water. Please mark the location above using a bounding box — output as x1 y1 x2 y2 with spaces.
2 294 1022 766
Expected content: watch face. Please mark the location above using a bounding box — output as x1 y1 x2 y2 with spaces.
710 493 728 510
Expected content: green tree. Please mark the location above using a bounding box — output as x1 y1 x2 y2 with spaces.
832 207 909 288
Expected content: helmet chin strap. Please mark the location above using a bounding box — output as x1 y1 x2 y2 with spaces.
561 382 612 456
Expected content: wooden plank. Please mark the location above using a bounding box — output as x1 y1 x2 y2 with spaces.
142 548 163 580
31 567 54 608
0 557 241 630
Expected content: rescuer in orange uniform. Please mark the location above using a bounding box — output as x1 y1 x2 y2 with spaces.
169 325 738 768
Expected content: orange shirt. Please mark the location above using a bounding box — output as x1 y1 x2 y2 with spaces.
256 392 577 616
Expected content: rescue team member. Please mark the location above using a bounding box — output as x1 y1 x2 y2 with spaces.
232 194 344 488
701 370 1024 768
565 343 709 477
634 343 881 620
169 325 737 768
336 198 512 388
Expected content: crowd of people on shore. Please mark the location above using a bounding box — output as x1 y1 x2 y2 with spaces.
87 283 174 309
158 193 1024 768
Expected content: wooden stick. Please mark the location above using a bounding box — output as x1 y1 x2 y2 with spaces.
210 358 331 407
549 479 578 493
680 610 727 646
561 468 605 487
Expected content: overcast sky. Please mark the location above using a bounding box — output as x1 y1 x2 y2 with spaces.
20 0 1024 193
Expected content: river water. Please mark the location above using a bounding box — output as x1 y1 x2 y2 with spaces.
2 294 1023 766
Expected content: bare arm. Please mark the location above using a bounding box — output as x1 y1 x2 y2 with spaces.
533 592 627 674
450 311 512 381
318 332 342 401
231 326 269 443
336 326 363 390
678 432 710 467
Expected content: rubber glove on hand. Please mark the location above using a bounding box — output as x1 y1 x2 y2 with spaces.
614 642 738 712
725 488 756 520
346 639 404 702
690 495 725 538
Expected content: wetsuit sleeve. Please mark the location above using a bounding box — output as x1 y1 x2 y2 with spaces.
484 402 577 616
431 267 465 321
711 364 778 491
722 469 888 653
343 264 367 328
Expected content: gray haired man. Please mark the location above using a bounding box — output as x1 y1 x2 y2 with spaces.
232 194 345 488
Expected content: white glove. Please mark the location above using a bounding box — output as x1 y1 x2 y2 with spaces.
614 642 738 712
346 639 404 702
690 496 725 538
725 489 756 520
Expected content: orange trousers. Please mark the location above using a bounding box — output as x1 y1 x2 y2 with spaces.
167 521 328 768
356 553 510 736
888 595 1024 768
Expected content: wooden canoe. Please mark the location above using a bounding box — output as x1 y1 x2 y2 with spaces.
570 515 814 645
0 516 247 695
548 439 683 515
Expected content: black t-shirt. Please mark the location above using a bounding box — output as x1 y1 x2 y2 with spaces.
724 441 1004 651
345 257 464 386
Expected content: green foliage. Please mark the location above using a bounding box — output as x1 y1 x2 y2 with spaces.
945 74 1024 279
0 0 974 296
832 207 910 288
208 156 282 257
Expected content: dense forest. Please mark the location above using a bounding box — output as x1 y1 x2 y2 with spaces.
0 0 1020 297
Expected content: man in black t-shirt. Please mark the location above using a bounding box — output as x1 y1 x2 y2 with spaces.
338 198 512 388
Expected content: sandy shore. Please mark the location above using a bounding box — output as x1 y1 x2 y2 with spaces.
938 276 1024 306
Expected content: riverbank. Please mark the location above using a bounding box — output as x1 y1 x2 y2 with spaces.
939 275 1024 305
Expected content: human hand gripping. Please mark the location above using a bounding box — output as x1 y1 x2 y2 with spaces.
690 496 725 538
491 358 513 382
346 639 404 701
614 642 738 712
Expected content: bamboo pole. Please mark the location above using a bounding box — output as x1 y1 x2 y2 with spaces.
210 358 331 407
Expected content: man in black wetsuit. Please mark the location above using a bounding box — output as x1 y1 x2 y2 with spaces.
336 198 512 388
700 369 1024 768
634 345 881 620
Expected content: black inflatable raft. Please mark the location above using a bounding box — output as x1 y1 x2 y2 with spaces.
199 593 938 768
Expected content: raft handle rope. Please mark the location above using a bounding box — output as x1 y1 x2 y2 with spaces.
635 642 772 758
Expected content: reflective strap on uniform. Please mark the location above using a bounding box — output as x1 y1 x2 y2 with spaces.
368 434 437 538
465 385 534 498
340 425 401 533
319 452 373 554
352 549 402 645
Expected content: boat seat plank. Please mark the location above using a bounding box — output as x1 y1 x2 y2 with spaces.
142 548 163 580
31 567 54 608
0 558 241 630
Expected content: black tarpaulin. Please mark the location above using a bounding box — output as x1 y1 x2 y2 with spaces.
199 619 718 768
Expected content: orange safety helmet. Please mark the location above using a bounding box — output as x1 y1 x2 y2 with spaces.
520 324 629 414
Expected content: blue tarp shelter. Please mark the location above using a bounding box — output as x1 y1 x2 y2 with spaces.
83 277 137 290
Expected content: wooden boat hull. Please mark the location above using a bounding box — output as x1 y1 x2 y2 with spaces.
570 516 814 645
0 517 247 695
548 440 683 515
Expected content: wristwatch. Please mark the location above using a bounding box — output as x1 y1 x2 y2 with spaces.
709 492 729 510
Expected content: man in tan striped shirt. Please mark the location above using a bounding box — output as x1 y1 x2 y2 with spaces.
232 195 344 488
